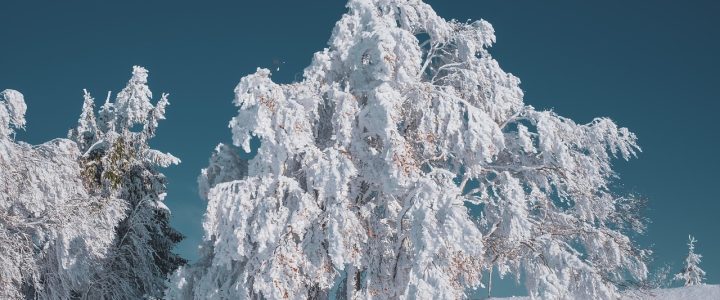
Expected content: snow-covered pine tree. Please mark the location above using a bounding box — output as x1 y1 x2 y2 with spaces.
1 89 126 299
69 66 186 299
168 0 649 299
68 89 99 152
674 235 706 287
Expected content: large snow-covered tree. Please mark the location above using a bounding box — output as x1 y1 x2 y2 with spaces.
168 0 649 299
68 66 186 299
674 235 706 287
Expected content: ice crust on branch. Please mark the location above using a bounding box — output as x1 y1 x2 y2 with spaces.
169 1 648 299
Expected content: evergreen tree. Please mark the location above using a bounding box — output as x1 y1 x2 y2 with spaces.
168 1 649 299
70 66 186 299
68 89 99 151
674 235 706 287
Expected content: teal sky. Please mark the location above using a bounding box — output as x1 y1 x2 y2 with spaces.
1 0 718 296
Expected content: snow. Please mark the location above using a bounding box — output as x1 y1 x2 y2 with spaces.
625 285 720 300
495 285 720 300
1 90 127 299
114 66 155 128
0 89 26 137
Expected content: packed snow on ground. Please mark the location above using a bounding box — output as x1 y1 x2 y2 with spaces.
623 285 720 300
494 284 720 299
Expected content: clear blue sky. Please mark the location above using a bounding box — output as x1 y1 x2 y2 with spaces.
1 0 718 296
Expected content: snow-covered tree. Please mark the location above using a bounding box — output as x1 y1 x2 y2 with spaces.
68 89 99 151
0 89 126 299
67 66 186 299
674 235 706 287
1 66 184 299
168 1 648 299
